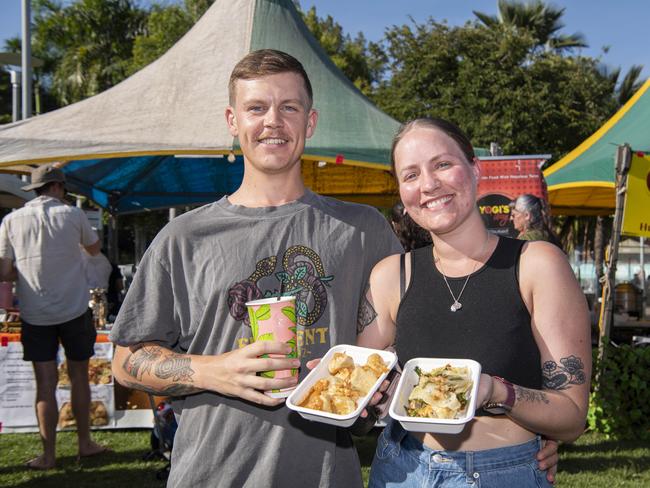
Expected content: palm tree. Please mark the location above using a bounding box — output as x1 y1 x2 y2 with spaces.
616 65 644 106
473 0 587 53
32 0 147 105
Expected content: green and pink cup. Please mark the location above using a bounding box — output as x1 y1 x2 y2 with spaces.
246 296 299 398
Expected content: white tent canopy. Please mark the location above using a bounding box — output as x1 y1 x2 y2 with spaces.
0 0 399 170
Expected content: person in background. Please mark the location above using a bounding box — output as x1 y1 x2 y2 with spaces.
510 193 562 248
0 164 109 470
358 118 588 487
390 201 432 252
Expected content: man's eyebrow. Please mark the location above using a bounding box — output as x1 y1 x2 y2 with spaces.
241 98 306 106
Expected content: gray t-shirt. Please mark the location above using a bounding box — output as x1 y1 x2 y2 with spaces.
110 190 402 488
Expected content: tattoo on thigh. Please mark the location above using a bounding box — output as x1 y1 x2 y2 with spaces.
514 385 550 404
357 282 378 334
154 353 195 383
123 345 162 379
542 355 587 390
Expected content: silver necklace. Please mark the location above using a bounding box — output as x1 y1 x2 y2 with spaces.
433 233 491 312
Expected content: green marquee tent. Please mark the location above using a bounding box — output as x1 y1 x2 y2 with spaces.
544 79 650 215
0 0 400 168
0 0 404 211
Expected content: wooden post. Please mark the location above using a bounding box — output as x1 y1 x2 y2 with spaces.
598 144 631 350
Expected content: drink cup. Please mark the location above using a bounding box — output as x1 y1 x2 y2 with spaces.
245 296 298 398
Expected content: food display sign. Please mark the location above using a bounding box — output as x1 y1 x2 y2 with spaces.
0 338 115 431
476 157 549 237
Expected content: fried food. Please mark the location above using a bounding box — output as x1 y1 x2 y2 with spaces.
328 352 354 374
406 364 473 419
58 358 113 386
58 400 109 428
299 352 388 415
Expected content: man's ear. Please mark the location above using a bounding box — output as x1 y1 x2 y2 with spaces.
225 106 238 137
306 109 318 138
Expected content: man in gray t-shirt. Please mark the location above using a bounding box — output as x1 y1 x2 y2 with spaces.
110 50 401 487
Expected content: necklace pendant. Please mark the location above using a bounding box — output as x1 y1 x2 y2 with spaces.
450 301 462 312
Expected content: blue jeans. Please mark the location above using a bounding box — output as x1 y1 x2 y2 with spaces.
369 420 552 487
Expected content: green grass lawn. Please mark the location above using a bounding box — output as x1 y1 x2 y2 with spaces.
1 429 648 487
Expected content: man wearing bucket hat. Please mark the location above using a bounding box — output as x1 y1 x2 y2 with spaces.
0 163 108 469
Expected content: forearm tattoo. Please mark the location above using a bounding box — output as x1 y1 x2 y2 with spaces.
542 355 587 390
357 283 378 334
514 385 550 404
121 345 197 395
154 353 195 383
123 345 162 379
120 379 201 396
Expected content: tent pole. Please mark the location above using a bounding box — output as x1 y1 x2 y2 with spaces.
598 144 631 353
107 214 119 264
641 237 646 319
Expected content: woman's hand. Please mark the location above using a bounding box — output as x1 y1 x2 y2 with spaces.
476 373 494 409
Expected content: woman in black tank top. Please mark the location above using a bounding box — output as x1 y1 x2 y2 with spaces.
357 118 591 488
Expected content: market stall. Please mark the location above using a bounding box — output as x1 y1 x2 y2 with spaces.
0 329 157 433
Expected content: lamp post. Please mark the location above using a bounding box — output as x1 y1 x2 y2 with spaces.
21 0 32 120
10 69 20 122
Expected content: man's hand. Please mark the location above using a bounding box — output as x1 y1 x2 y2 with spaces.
537 438 559 484
196 341 300 407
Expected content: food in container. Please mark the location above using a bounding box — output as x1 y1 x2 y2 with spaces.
406 364 473 419
298 351 388 415
286 345 397 427
389 358 481 434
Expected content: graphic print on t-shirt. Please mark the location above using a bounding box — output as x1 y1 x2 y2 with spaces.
227 245 334 333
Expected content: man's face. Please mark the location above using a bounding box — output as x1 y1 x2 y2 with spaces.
225 72 318 177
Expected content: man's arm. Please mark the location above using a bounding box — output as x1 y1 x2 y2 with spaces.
84 239 101 256
0 257 16 282
112 340 301 406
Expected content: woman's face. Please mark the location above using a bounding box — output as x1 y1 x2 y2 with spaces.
510 207 529 233
393 126 479 236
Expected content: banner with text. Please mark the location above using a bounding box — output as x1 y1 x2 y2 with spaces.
622 153 650 238
477 157 548 237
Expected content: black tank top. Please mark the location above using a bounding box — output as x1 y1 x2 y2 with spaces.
395 237 542 392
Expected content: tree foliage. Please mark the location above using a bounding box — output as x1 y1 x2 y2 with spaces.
473 0 587 53
31 0 147 105
130 0 215 73
299 6 385 95
371 19 618 160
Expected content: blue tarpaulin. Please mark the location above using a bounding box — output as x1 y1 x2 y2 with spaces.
63 155 244 214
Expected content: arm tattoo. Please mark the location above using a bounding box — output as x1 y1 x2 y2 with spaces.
123 345 162 379
154 353 195 383
542 355 587 390
357 282 378 334
514 385 550 404
120 379 201 397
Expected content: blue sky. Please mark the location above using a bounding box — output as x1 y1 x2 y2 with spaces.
1 0 648 81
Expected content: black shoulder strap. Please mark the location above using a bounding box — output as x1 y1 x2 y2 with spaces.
400 253 406 300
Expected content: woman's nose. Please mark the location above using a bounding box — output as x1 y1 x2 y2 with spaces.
421 171 440 192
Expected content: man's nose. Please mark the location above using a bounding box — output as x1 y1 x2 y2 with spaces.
264 106 283 127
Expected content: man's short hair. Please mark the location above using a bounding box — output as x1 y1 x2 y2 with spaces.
228 49 313 107
34 181 63 196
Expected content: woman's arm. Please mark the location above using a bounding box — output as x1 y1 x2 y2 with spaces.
356 253 403 350
485 241 591 442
